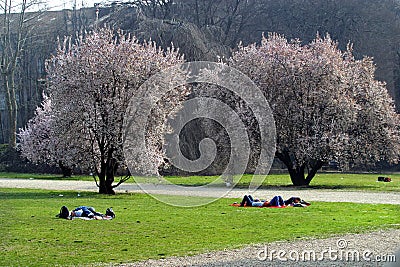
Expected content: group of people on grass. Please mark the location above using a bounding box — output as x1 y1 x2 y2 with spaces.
57 195 309 220
238 195 310 207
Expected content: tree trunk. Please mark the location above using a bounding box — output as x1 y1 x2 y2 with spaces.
0 111 4 143
98 172 108 194
98 175 116 195
3 74 17 150
1 0 29 151
105 164 116 195
305 160 324 185
98 153 117 195
288 164 309 186
58 161 72 178
276 151 324 186
9 76 17 149
98 169 115 194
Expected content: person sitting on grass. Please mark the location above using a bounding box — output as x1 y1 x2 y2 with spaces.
57 205 115 220
240 195 285 207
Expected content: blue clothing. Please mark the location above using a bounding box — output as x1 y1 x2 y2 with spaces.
269 196 284 207
240 195 268 207
73 206 101 217
240 195 265 207
240 195 284 207
251 201 265 207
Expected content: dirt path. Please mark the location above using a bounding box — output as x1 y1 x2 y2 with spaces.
0 178 399 204
123 229 400 267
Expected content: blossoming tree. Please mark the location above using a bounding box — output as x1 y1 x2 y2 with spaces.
18 95 75 177
20 27 187 194
229 33 400 186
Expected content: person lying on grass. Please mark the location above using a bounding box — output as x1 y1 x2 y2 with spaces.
57 205 115 220
284 197 310 207
239 195 310 207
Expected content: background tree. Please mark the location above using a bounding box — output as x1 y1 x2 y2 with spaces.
228 33 400 185
17 94 73 176
39 27 187 194
4 0 400 175
0 0 45 150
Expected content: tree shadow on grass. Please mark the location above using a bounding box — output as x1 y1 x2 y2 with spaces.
234 184 380 191
166 181 379 191
0 190 99 200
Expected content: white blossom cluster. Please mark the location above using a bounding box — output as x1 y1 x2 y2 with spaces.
19 27 188 193
18 30 400 189
228 33 400 184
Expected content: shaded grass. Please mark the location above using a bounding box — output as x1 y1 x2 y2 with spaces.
0 188 399 266
1 172 400 192
0 172 94 181
164 173 400 192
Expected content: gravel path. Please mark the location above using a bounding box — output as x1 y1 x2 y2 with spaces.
1 178 399 204
1 178 399 266
124 229 400 267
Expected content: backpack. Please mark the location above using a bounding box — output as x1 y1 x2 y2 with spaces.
378 176 392 182
58 206 70 219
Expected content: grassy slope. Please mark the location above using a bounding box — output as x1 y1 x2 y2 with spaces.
0 188 399 266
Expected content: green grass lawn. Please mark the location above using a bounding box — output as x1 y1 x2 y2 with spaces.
0 172 95 181
1 172 400 192
164 173 400 192
0 188 399 266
